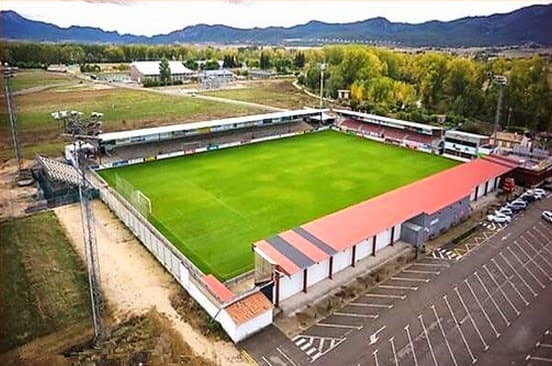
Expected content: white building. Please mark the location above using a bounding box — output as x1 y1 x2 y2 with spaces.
130 61 194 84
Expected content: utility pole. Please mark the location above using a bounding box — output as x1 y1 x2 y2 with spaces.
319 63 326 109
492 75 507 149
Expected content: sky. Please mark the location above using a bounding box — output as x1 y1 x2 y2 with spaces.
2 0 550 37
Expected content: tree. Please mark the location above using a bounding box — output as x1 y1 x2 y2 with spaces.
260 52 271 70
159 58 171 86
294 52 305 69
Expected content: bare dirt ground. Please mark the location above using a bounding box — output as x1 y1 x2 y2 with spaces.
0 159 37 219
54 201 247 366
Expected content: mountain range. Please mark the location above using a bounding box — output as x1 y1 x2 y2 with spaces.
1 4 551 47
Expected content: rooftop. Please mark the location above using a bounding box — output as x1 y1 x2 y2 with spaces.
98 108 329 142
131 61 194 76
225 291 272 325
445 130 489 139
334 109 443 132
254 157 516 276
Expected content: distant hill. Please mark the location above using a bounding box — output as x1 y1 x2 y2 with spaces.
1 4 551 47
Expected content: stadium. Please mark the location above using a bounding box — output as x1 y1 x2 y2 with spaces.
56 108 517 342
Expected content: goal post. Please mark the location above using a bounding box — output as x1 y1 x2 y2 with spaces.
114 173 152 218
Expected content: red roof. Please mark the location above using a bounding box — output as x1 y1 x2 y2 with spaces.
202 274 234 303
303 158 514 252
255 158 516 270
225 291 273 325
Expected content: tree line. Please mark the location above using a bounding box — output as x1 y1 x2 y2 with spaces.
299 45 550 132
2 41 549 132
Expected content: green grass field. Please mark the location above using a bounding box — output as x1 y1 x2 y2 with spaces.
0 212 91 352
7 69 77 92
99 131 457 280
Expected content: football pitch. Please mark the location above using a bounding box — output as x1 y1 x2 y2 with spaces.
99 130 457 281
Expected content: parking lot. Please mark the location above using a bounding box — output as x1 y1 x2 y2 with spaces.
245 194 552 366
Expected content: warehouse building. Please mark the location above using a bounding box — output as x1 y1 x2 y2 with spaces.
253 157 516 306
130 61 194 84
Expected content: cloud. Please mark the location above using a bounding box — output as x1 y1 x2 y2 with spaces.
80 0 133 4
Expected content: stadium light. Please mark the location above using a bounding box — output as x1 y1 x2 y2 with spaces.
318 63 326 109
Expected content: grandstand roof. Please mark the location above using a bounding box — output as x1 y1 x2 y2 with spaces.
445 130 489 140
131 61 194 76
98 109 329 143
202 274 234 303
254 157 516 276
334 109 443 132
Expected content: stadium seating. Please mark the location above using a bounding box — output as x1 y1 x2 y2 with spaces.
341 119 437 147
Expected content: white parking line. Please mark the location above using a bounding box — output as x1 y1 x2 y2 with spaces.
491 258 529 306
350 302 393 309
464 278 501 338
262 356 273 366
454 286 490 350
389 337 399 366
317 323 363 330
276 347 299 366
373 349 380 366
521 238 552 270
365 293 406 300
483 264 520 315
379 285 419 291
294 338 306 347
404 325 420 366
514 241 552 281
410 262 450 268
507 246 546 289
333 312 379 319
403 269 440 275
419 314 439 366
473 271 511 327
444 295 477 364
500 252 538 297
431 305 458 366
527 356 552 363
526 230 552 253
391 276 430 283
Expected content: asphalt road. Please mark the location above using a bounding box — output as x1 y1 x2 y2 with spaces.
244 194 552 366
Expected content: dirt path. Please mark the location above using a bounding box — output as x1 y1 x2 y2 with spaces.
0 160 37 219
54 201 246 366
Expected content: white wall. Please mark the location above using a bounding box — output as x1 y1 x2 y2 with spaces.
278 271 303 301
393 224 402 243
307 259 330 287
219 308 273 343
376 229 391 251
356 239 372 261
477 182 486 198
333 248 353 273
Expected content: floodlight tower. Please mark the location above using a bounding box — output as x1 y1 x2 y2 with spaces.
319 63 326 109
53 110 104 340
492 75 507 149
3 67 23 176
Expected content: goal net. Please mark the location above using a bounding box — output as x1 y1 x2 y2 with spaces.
114 174 152 218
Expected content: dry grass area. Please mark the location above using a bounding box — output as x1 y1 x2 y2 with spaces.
202 79 319 109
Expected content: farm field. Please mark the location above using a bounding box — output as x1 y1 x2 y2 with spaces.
1 79 266 160
99 130 458 280
7 69 77 92
0 211 91 352
201 80 319 109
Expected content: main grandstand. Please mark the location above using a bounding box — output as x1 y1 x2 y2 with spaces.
65 108 517 342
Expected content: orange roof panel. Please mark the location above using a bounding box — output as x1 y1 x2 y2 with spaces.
279 230 329 263
225 291 273 326
202 274 234 303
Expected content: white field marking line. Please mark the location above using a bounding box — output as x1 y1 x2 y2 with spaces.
261 356 273 366
528 356 552 363
365 293 406 300
403 269 440 275
418 314 439 366
513 243 550 285
379 285 419 291
391 277 430 283
373 349 380 366
483 264 520 315
528 230 552 256
404 325 420 366
389 337 400 366
350 302 393 309
317 323 363 330
521 237 552 271
444 295 477 364
500 252 538 297
473 271 511 327
507 246 546 289
464 278 501 338
491 258 529 306
454 286 490 350
333 311 379 319
431 305 459 366
276 347 299 366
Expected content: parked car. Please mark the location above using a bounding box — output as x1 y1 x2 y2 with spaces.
496 207 514 216
487 213 512 224
520 193 536 203
533 188 547 196
508 200 527 211
526 189 546 199
542 211 552 224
